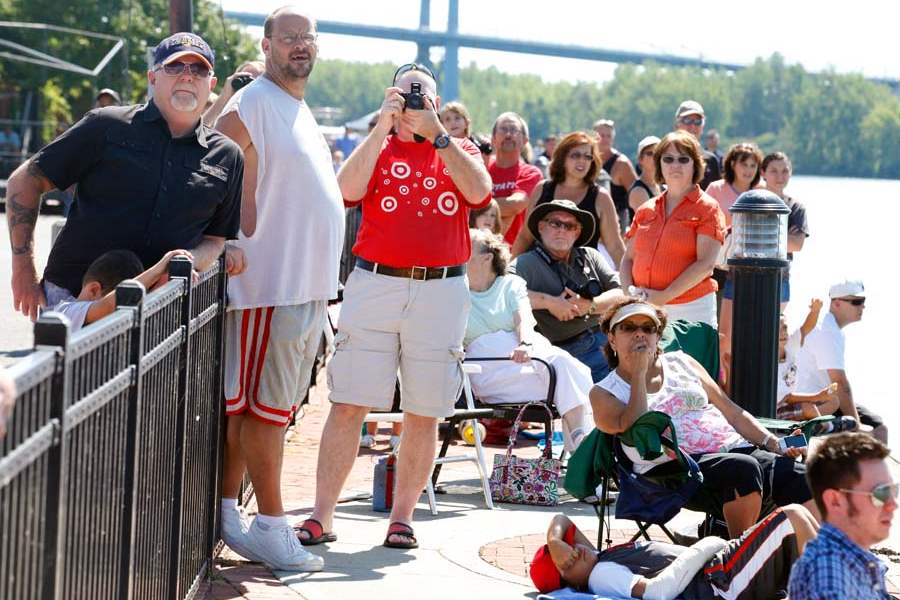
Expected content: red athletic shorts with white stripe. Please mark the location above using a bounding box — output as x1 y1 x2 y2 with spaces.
224 302 326 426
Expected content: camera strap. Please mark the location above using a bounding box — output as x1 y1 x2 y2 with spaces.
533 243 584 292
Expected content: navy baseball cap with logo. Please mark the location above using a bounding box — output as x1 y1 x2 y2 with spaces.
153 32 215 70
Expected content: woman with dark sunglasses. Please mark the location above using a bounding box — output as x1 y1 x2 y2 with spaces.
590 296 820 538
619 131 725 327
510 131 624 269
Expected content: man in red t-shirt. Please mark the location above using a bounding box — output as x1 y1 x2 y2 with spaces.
489 112 542 245
295 64 491 551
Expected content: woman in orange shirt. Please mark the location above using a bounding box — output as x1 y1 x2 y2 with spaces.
619 131 725 327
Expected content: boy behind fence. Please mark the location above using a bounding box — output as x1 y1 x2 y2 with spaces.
47 249 191 331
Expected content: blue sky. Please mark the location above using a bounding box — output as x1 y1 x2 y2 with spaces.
221 0 900 83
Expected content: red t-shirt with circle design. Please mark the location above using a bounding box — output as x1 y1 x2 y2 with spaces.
347 135 489 267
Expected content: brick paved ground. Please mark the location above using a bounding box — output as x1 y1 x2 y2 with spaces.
201 366 900 598
201 368 553 598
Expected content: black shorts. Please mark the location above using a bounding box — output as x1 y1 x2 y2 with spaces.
693 447 811 509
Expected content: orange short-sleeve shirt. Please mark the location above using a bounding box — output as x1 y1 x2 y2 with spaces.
625 185 726 305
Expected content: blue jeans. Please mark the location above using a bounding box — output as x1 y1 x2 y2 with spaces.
557 329 610 383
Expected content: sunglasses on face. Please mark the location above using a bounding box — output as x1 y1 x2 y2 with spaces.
839 297 866 306
840 482 899 508
616 322 658 335
679 116 704 126
543 218 580 232
392 62 436 85
158 61 211 78
640 149 655 158
661 155 692 165
567 151 594 162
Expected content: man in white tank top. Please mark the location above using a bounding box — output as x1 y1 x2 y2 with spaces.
215 6 344 572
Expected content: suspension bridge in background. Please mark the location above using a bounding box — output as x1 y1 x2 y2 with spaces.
225 0 900 101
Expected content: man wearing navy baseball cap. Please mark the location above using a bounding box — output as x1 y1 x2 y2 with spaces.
6 31 246 322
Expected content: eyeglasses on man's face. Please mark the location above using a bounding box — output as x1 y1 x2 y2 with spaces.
270 31 318 47
679 116 704 127
158 61 211 78
838 297 866 306
542 218 580 232
839 482 899 509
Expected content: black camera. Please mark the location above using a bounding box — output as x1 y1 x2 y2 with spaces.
400 82 427 142
400 82 425 110
567 277 604 300
231 74 254 91
469 135 493 155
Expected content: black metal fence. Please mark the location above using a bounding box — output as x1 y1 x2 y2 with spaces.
0 255 227 600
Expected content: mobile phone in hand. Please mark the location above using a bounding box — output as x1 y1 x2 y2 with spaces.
779 433 807 453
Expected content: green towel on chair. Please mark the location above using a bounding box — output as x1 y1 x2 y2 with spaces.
563 412 676 500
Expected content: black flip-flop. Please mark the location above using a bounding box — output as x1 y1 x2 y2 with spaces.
383 521 418 549
294 518 337 546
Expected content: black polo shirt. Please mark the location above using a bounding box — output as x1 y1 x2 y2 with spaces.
35 100 243 295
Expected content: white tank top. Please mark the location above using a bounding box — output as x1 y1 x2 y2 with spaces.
222 77 345 309
596 351 745 454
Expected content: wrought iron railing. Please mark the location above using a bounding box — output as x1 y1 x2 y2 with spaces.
0 254 227 600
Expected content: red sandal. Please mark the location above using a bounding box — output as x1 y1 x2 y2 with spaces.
294 518 337 546
383 521 418 549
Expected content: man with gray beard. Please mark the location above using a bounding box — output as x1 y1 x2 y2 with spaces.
6 32 244 320
215 6 344 571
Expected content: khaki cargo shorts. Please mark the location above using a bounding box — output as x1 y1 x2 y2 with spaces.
327 268 469 418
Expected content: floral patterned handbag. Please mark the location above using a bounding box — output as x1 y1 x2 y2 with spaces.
488 402 562 506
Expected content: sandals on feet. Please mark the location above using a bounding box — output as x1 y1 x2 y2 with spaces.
294 518 337 546
383 522 418 549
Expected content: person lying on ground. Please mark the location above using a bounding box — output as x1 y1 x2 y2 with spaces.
531 504 818 599
47 249 192 331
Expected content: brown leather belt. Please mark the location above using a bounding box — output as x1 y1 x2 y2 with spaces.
356 258 466 281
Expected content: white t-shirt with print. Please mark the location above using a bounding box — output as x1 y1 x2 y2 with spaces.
776 329 803 405
221 77 345 309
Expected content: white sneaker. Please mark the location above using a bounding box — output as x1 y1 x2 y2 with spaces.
221 506 263 562
246 518 324 572
389 435 401 451
360 434 376 449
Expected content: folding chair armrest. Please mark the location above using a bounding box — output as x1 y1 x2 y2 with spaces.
463 356 559 414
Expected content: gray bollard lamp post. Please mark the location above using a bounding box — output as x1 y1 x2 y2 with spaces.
727 189 790 418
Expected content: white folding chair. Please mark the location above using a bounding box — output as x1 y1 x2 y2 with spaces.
424 362 494 515
363 362 495 516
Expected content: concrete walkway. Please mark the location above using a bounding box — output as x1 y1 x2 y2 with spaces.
202 369 900 599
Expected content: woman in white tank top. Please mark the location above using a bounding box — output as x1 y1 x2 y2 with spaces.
588 298 814 537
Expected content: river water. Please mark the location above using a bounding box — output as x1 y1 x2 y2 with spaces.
2 175 897 432
780 175 898 431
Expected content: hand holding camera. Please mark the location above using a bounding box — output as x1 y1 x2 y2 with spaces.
398 82 443 143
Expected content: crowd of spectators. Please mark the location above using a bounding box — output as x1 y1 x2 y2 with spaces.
2 7 893 597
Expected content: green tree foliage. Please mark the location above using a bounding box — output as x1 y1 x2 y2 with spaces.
307 54 899 179
1 0 258 133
